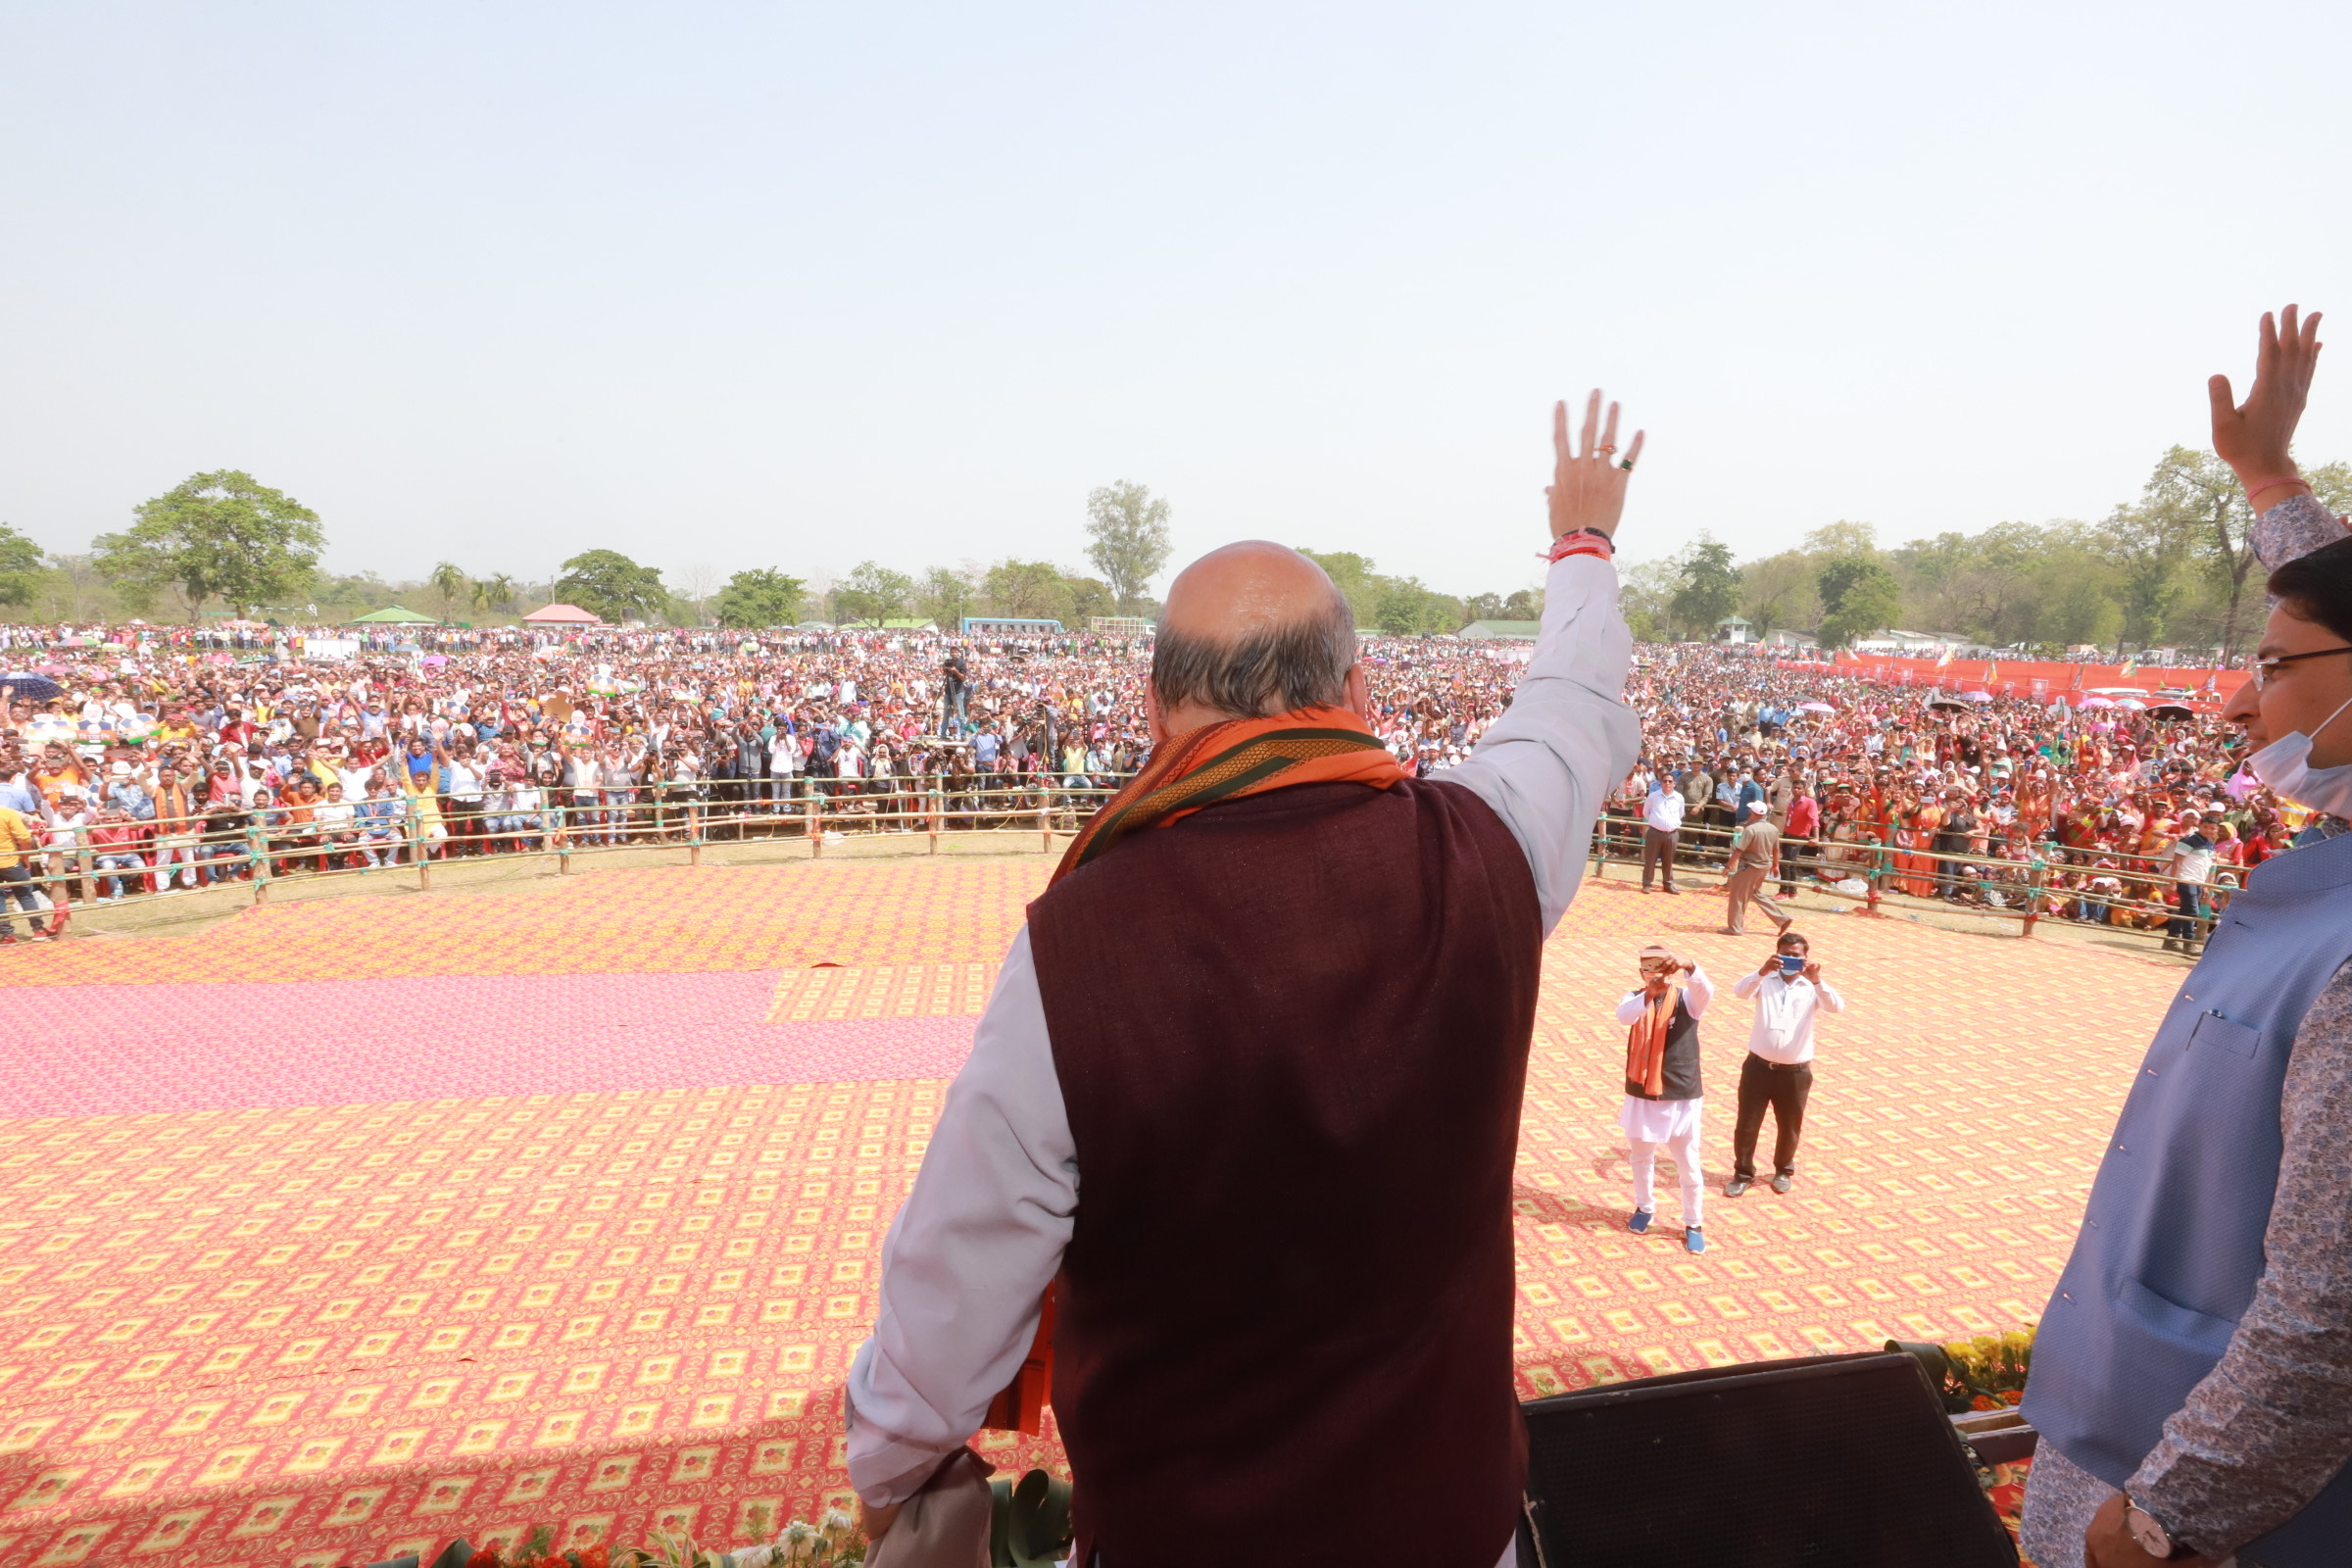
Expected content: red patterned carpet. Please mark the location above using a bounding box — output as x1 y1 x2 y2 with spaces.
0 855 2181 1564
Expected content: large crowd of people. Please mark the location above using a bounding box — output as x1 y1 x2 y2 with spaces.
1601 645 2280 949
0 612 2286 948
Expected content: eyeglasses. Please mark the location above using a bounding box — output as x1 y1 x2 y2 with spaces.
2252 646 2352 689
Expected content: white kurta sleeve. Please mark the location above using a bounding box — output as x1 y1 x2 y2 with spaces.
1445 553 1642 934
844 924 1079 1504
1682 963 1715 1018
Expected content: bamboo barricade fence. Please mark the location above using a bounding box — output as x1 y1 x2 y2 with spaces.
1 783 2227 957
1587 808 2228 952
0 777 1134 935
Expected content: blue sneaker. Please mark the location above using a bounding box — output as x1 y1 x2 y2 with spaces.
1684 1225 1706 1254
1628 1209 1653 1235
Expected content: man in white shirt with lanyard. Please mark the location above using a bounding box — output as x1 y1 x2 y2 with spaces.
1723 928 1846 1198
1642 766 1686 894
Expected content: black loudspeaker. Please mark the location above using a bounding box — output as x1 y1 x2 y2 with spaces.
1519 1350 2019 1568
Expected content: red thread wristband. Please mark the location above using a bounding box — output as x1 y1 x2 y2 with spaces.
2244 475 2309 503
1545 528 1615 564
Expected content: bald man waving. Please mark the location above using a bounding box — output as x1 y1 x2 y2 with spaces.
846 395 1644 1568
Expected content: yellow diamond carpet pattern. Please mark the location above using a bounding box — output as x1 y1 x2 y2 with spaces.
0 856 2183 1564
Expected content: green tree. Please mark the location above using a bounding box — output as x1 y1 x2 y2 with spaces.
471 572 519 614
1296 549 1381 628
1801 519 1880 558
1737 549 1819 636
2307 461 2352 514
1616 558 1680 643
1667 537 1742 639
1815 555 1901 649
429 561 469 617
713 567 807 628
0 523 42 611
2139 448 2261 660
554 550 670 622
1064 574 1117 625
2096 497 2197 650
1085 481 1174 612
833 561 916 625
1373 576 1464 635
984 560 1075 622
916 564 980 628
92 469 323 619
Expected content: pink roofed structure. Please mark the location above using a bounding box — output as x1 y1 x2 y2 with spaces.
521 603 604 625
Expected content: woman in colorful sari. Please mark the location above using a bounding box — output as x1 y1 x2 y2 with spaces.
1892 786 1945 898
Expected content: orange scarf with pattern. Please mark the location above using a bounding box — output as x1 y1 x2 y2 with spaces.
1626 984 1678 1097
1049 704 1408 886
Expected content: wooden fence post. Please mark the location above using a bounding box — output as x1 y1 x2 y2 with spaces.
927 783 941 856
808 790 823 858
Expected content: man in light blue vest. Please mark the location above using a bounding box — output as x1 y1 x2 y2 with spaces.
2023 306 2352 1567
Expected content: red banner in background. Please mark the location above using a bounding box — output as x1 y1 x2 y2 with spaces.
1789 655 2248 703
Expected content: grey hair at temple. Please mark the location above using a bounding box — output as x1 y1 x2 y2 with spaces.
1151 583 1357 718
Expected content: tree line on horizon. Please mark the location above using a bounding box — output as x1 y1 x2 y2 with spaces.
8 443 2321 649
0 477 1183 631
0 472 1552 635
1622 446 2352 661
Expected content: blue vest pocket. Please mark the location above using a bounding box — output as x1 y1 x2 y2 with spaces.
2188 1010 2259 1059
2118 1273 2237 1354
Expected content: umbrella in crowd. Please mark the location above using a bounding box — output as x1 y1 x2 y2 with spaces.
1961 690 1994 702
2078 696 2115 709
0 672 64 703
1797 701 1838 712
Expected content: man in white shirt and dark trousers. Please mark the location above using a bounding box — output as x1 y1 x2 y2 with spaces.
1724 929 1846 1198
1641 770 1685 894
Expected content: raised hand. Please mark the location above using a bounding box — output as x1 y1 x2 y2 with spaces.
2208 305 2323 491
1546 389 1645 541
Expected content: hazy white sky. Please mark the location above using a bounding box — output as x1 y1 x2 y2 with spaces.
3 1 2347 602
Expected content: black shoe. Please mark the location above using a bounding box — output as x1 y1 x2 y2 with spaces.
1770 1174 1792 1195
1723 1177 1751 1198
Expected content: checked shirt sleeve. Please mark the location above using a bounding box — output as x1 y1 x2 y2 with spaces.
2127 959 2352 1559
2250 491 2350 573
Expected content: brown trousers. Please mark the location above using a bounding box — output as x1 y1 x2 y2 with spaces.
1723 865 1788 934
1641 826 1679 890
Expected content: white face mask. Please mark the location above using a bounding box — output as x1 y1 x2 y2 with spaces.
2248 693 2352 819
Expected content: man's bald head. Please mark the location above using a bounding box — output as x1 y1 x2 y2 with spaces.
1152 542 1357 723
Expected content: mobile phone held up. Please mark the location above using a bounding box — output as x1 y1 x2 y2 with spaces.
1778 954 1805 977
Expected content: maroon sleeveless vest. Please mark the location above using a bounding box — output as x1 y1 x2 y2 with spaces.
1027 778 1541 1567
